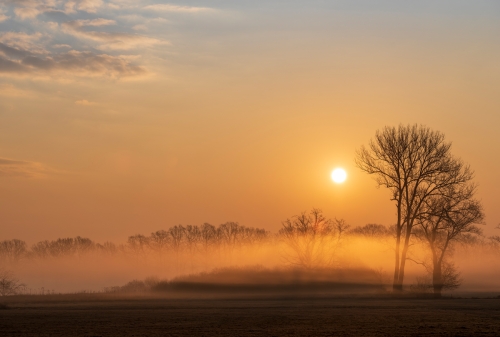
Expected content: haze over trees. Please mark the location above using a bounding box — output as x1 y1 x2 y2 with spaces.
0 126 497 296
356 124 485 294
279 209 349 268
0 216 498 295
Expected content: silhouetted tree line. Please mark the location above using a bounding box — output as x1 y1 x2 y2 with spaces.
0 222 271 262
348 224 395 237
0 237 118 261
1 220 498 264
127 222 271 257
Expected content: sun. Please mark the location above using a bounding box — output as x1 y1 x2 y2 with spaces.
331 168 347 184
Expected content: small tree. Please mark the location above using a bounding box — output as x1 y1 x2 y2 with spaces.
279 209 349 268
410 261 461 295
0 270 25 296
416 180 484 297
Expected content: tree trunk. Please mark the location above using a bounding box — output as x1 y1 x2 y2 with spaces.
396 225 412 291
433 257 443 298
396 241 409 290
393 234 402 291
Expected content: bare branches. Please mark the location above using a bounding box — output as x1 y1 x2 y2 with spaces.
356 124 479 293
0 270 26 296
279 209 349 268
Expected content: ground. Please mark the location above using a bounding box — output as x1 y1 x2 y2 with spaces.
1 295 499 336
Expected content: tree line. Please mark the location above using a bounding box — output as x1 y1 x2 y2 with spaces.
0 221 396 263
0 222 272 262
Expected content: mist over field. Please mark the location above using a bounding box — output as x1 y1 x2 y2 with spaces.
2 221 499 295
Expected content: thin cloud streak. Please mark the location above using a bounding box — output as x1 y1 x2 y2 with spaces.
0 42 146 77
61 20 166 50
0 157 52 178
0 83 35 97
75 99 98 105
143 4 216 13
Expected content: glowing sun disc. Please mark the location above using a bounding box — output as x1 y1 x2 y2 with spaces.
331 168 347 184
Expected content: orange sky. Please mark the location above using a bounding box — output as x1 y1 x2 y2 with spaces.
0 1 499 243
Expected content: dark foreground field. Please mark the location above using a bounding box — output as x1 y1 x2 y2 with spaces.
1 295 499 336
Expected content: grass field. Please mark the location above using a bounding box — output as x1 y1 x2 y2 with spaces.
1 294 499 336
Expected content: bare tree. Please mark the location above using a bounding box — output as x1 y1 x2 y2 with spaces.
148 230 171 257
30 240 51 259
0 270 25 296
200 223 218 253
96 241 118 255
491 225 500 245
416 180 484 297
127 235 150 258
410 260 461 295
279 209 349 268
218 222 242 251
184 225 201 253
356 125 471 291
168 225 186 257
239 227 269 246
0 239 27 263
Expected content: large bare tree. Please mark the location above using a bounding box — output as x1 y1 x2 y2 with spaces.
415 180 484 297
356 125 471 291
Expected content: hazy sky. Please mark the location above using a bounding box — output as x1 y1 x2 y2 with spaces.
1 0 499 242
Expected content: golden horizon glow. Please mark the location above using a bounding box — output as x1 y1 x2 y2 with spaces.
331 168 347 184
0 1 499 243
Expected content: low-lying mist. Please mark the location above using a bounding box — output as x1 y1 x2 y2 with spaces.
1 222 499 296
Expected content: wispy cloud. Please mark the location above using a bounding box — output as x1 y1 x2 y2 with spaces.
64 0 103 14
73 18 117 27
61 20 165 50
75 99 97 105
0 32 46 54
0 157 52 178
0 83 35 97
0 41 146 78
0 9 9 22
143 4 215 13
14 6 40 19
0 1 221 79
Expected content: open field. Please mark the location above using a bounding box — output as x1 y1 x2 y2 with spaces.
1 295 500 336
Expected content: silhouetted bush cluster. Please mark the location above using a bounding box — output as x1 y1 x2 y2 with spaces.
107 266 387 296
